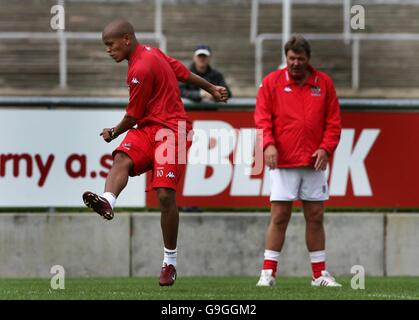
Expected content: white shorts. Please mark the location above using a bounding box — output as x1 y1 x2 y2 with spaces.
269 167 329 202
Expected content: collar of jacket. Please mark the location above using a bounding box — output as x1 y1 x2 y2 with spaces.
283 64 319 87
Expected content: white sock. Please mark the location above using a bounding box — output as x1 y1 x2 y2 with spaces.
163 247 177 267
309 250 326 263
102 192 116 209
264 249 280 262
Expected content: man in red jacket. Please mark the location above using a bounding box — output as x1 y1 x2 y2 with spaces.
254 35 342 287
82 20 228 287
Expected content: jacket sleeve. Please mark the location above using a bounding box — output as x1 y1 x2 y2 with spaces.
319 78 342 155
254 79 275 150
155 49 191 83
179 82 202 102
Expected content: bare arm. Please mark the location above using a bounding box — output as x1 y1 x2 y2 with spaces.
186 73 229 102
100 113 138 143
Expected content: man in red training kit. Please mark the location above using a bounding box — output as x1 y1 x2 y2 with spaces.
254 35 342 287
83 20 228 286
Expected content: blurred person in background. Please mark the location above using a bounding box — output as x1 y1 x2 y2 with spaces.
180 45 232 102
254 34 342 288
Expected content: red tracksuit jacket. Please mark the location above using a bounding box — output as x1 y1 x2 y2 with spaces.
254 65 342 168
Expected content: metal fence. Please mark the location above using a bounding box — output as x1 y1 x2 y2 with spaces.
251 0 419 88
1 96 419 111
0 0 165 89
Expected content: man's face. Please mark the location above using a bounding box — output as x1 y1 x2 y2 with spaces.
102 35 130 63
193 54 210 71
286 50 310 80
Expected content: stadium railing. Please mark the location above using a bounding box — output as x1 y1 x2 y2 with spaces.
254 33 419 90
250 0 419 89
0 0 165 89
1 96 419 111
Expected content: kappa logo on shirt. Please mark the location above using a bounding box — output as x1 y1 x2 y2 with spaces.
123 143 132 150
311 86 321 96
284 86 292 92
166 171 175 179
131 77 140 85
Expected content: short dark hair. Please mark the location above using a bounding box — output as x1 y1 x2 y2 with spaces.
284 34 311 58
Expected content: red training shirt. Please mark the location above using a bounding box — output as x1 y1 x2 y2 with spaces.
126 44 192 132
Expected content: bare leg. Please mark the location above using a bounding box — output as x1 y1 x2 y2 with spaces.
104 152 134 197
302 201 325 251
156 188 178 250
265 201 293 251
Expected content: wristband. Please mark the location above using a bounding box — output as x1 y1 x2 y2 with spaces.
109 127 117 140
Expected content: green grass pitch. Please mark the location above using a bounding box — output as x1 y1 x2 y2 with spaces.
0 277 418 300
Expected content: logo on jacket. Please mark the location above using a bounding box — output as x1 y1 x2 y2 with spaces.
131 77 140 84
284 86 292 92
311 86 321 96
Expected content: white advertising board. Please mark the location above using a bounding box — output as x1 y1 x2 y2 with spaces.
0 109 145 207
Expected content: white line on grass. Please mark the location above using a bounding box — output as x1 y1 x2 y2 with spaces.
367 293 418 300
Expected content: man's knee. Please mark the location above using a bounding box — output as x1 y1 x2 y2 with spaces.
113 152 133 170
157 188 176 210
271 214 291 227
270 203 292 226
305 206 324 225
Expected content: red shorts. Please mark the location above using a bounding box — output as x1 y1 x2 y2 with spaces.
113 125 192 191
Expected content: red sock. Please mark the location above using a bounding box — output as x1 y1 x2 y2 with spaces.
311 261 326 279
263 259 278 277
